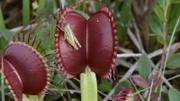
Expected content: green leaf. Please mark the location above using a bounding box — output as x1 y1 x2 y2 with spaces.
138 55 151 81
0 29 14 41
171 0 180 4
113 0 120 18
149 35 162 52
167 53 180 69
98 80 112 92
154 5 165 22
0 7 5 30
149 15 163 34
161 92 169 101
168 3 180 21
72 99 80 101
168 3 180 33
0 37 8 55
156 35 164 44
114 80 131 95
45 74 64 101
55 0 60 8
95 1 101 12
45 90 62 101
75 2 86 11
103 0 110 7
158 0 166 9
167 4 172 19
157 34 173 45
36 0 46 15
44 1 56 15
66 0 76 5
119 80 131 88
168 88 180 101
22 0 30 25
117 0 132 45
75 10 90 20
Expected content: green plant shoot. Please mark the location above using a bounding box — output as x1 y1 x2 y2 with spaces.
80 67 97 101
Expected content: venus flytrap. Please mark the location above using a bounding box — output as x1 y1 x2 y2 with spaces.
0 26 54 101
60 22 98 101
55 6 118 101
61 22 98 101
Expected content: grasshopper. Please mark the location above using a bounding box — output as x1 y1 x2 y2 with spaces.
61 24 81 50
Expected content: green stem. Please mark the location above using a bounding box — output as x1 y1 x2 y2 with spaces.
80 67 97 101
22 94 39 101
22 0 30 25
1 58 5 101
36 0 46 15
0 6 5 30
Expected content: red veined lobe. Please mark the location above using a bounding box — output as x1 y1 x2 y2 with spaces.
4 42 48 95
0 40 50 101
0 58 23 101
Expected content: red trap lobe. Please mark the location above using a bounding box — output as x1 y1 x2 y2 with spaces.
4 43 48 95
0 58 23 101
0 42 49 101
55 7 118 78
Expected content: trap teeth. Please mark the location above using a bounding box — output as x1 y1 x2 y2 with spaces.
2 42 50 100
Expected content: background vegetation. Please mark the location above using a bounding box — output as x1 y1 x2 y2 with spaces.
0 0 180 101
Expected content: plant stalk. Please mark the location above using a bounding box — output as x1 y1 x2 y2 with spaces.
1 58 5 101
80 67 97 101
